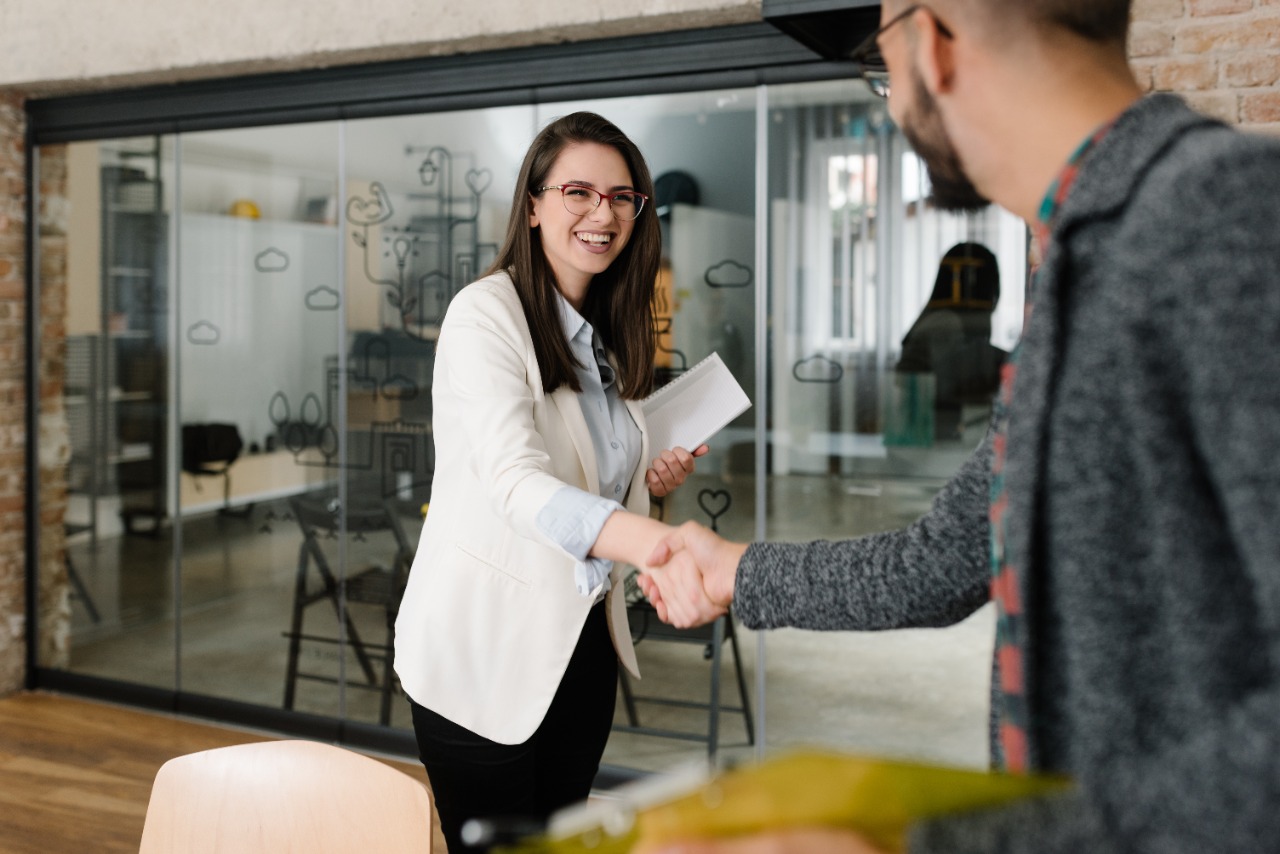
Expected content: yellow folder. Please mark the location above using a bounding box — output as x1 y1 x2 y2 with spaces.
496 750 1070 854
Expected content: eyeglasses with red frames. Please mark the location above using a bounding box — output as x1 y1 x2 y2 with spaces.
537 184 650 221
847 4 954 99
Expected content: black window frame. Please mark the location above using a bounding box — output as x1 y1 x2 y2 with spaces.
27 23 863 143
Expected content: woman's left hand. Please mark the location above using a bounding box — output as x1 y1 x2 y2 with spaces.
647 445 709 498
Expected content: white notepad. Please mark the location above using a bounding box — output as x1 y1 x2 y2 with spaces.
641 352 751 452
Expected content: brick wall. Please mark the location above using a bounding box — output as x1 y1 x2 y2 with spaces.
36 145 71 672
1131 0 1280 133
0 92 27 694
0 98 71 696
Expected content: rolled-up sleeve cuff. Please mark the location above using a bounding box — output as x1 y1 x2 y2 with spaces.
537 487 623 596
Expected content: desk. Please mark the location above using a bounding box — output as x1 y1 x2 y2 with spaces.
179 449 335 515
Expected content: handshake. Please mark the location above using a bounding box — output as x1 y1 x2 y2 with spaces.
636 521 751 629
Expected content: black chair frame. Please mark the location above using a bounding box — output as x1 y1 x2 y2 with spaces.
65 523 101 624
613 598 755 759
282 495 413 725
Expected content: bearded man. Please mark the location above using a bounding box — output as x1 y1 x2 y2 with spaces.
639 1 1280 852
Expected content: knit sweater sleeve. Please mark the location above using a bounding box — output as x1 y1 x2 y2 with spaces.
909 790 1121 854
733 432 994 632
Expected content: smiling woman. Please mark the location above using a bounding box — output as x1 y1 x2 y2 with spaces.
530 143 643 306
392 111 704 853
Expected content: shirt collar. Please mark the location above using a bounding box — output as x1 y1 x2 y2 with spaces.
554 289 592 346
1033 120 1116 259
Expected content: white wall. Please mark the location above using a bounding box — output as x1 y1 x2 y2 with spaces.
178 213 339 451
0 0 762 94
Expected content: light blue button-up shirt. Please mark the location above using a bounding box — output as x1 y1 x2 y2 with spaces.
535 293 643 598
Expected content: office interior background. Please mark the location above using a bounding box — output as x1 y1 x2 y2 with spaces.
1 0 1277 782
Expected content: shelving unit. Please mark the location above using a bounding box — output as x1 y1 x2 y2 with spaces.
66 142 170 536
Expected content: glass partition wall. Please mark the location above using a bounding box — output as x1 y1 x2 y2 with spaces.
48 136 178 692
36 80 1025 771
759 80 1024 770
173 123 347 714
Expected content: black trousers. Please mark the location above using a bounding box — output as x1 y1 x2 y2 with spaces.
410 602 618 853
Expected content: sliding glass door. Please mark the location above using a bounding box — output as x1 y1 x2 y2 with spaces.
34 77 1026 772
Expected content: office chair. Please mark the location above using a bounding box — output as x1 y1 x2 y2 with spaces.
283 495 414 725
181 422 251 517
138 739 433 853
613 572 755 759
64 523 101 623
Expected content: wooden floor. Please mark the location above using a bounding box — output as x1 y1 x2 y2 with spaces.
0 691 444 853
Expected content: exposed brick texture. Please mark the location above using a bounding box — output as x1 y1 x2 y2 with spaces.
0 92 26 695
1132 0 1280 132
36 145 71 673
1242 89 1280 122
1191 0 1257 15
1135 0 1189 20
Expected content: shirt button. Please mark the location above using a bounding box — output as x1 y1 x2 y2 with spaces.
611 441 619 450
614 484 622 495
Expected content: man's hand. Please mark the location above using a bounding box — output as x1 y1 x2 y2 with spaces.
647 444 709 498
638 520 746 628
633 827 892 854
639 546 727 628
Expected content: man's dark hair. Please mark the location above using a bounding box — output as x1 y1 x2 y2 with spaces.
1014 0 1132 44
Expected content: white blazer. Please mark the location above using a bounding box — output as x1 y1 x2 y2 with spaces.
394 272 647 745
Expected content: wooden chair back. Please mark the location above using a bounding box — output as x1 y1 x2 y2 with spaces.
138 739 432 853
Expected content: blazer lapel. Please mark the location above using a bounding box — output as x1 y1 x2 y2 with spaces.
624 396 651 505
548 357 650 511
549 386 599 493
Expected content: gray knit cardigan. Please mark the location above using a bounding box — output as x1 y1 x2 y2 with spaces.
735 94 1280 853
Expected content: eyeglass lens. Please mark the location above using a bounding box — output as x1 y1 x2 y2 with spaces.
864 71 890 98
849 4 925 99
558 186 645 221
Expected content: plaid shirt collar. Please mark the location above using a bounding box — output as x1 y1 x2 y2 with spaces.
1032 121 1116 262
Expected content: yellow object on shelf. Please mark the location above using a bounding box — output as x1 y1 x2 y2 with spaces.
228 199 261 219
497 751 1071 854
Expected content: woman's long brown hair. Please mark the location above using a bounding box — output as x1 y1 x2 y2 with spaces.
486 111 658 399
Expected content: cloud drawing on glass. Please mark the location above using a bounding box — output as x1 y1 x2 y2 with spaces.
255 247 290 273
305 286 340 311
186 321 221 346
792 354 844 384
704 259 753 289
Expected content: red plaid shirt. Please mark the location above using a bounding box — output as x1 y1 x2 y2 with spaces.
990 122 1115 772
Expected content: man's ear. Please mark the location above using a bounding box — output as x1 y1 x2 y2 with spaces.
912 7 957 96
